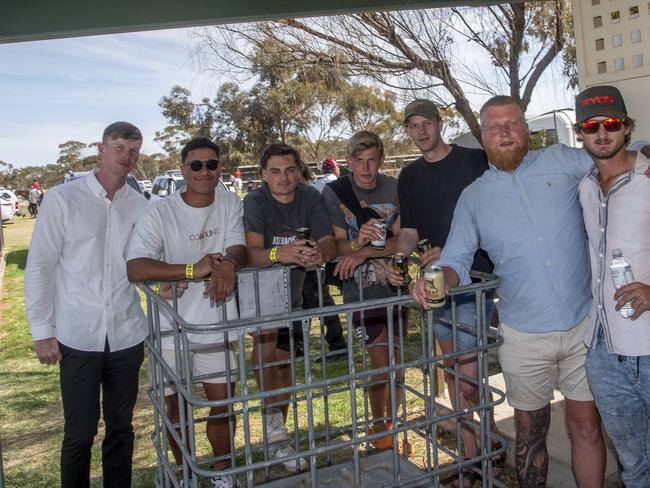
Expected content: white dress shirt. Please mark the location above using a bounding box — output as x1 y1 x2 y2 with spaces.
24 172 148 352
579 152 650 355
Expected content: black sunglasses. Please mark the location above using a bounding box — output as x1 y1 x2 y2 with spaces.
186 159 220 172
579 118 625 134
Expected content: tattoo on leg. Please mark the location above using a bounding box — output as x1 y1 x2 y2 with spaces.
514 405 551 488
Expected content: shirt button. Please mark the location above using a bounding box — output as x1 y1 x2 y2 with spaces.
601 203 606 208
597 278 601 283
598 304 603 309
545 261 551 267
599 253 604 258
600 228 605 233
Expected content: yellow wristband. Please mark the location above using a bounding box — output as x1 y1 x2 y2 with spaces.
153 283 161 294
269 247 279 264
185 264 194 280
350 239 361 251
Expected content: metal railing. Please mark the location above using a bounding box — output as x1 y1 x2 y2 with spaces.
140 266 505 487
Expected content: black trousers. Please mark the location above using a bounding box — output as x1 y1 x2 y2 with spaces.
302 266 345 350
59 340 144 488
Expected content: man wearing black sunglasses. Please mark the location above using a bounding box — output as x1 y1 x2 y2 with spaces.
126 137 246 488
575 85 650 488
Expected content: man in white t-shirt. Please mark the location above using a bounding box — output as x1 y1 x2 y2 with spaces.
127 138 246 488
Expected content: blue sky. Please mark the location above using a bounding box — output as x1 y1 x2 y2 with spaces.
0 26 576 168
0 29 217 168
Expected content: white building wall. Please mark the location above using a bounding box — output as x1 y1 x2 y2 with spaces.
573 0 650 138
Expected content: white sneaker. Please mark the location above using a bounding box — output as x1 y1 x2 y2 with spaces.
269 442 308 473
264 410 289 444
210 475 239 488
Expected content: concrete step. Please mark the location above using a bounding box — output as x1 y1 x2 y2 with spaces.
436 373 622 487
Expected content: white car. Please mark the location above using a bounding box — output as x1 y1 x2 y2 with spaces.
139 179 152 192
1 188 20 222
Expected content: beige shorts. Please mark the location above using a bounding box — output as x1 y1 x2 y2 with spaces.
160 346 237 396
498 317 593 411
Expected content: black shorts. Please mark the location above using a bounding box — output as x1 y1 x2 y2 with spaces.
276 321 304 356
352 306 409 344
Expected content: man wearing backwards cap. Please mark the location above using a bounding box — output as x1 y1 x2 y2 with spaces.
575 85 650 487
386 98 502 486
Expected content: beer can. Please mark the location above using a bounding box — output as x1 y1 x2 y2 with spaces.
392 252 410 284
296 227 311 240
417 239 431 254
371 220 387 250
296 227 314 246
423 264 446 308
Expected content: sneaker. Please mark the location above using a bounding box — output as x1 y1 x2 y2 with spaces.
264 410 290 444
269 442 308 473
210 475 239 488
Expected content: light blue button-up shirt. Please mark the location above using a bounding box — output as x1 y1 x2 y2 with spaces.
439 144 593 333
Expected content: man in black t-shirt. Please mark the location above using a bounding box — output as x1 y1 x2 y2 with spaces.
386 99 503 485
243 143 337 473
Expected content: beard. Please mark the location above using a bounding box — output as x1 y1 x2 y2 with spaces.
583 137 626 160
485 140 529 172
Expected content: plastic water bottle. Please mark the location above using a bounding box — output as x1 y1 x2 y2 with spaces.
609 248 635 318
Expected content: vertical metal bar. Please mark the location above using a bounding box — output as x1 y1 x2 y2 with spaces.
316 266 333 466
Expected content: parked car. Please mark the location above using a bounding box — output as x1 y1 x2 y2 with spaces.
0 188 20 222
150 172 185 198
139 179 152 192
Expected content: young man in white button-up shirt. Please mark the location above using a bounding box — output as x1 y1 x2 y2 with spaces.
24 122 149 488
576 85 650 488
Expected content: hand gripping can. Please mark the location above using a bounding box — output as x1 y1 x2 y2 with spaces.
371 219 387 250
423 263 446 308
392 252 410 284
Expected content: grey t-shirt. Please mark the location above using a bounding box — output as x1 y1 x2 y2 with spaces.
243 183 333 307
322 173 400 302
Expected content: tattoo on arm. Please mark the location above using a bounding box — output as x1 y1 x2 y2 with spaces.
514 405 551 488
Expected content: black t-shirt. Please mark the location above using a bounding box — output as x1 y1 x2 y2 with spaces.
243 182 333 306
398 144 492 273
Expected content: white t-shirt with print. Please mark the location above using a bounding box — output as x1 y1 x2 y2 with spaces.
127 190 245 349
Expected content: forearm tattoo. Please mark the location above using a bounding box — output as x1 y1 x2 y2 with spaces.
514 405 551 488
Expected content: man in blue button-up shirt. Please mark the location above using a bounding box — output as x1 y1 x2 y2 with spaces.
414 95 605 488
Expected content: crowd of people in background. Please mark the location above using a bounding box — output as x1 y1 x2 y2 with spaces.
23 85 650 488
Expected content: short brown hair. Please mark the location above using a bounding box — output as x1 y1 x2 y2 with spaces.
102 121 142 143
346 130 384 158
260 143 303 170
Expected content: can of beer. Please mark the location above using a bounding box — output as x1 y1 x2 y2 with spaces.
423 263 446 308
296 227 313 246
417 239 431 254
392 252 410 284
371 220 387 250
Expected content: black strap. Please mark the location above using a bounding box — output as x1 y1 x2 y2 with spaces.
327 176 393 238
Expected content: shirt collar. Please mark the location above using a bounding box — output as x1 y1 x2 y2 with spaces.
85 170 129 200
487 151 533 179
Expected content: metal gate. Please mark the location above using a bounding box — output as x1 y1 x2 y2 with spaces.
140 266 505 487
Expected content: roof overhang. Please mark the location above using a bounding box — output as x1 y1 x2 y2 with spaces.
2 0 507 44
